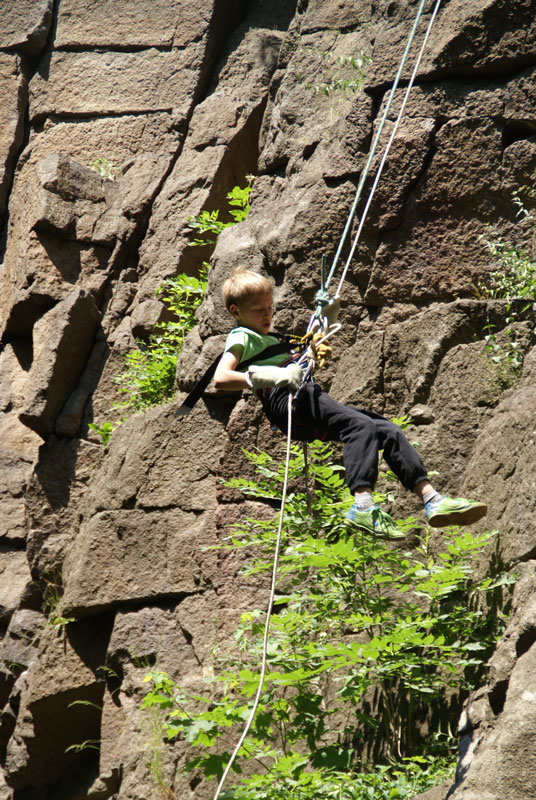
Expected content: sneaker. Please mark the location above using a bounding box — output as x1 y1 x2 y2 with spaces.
425 495 488 528
346 504 407 539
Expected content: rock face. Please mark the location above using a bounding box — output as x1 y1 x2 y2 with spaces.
0 0 535 798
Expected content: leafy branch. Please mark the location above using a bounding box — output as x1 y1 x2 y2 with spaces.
140 441 513 797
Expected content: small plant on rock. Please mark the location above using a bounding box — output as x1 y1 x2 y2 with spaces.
295 48 371 98
186 180 254 246
40 571 75 631
89 156 117 180
88 420 117 446
479 194 536 385
96 180 255 430
113 268 208 415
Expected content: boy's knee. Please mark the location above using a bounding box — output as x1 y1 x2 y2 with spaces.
347 412 376 437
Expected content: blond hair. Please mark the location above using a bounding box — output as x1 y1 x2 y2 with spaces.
221 267 273 310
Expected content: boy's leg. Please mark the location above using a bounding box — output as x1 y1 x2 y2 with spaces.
280 383 382 491
353 408 428 490
361 410 487 526
262 387 486 528
262 385 405 538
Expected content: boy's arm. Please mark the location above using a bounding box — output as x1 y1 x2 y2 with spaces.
213 348 250 391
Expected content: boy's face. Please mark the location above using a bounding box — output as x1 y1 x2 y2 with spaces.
230 291 273 335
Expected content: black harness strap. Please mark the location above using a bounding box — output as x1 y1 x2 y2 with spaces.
175 336 295 417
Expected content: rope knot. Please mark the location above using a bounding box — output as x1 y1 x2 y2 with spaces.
315 288 330 307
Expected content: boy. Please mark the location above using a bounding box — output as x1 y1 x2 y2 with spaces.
214 267 487 538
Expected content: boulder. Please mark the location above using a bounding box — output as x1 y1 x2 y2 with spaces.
3 616 112 791
0 54 26 219
18 289 102 440
0 0 52 57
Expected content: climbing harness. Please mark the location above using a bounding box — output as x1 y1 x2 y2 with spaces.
213 2 443 796
174 334 303 416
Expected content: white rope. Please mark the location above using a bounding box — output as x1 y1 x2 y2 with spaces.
334 0 443 299
213 393 294 800
327 0 429 289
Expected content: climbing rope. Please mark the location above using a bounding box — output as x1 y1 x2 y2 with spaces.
311 0 429 323
213 3 443 796
312 0 442 323
333 0 443 301
213 394 294 800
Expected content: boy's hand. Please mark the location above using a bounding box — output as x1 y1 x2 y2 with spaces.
248 363 304 393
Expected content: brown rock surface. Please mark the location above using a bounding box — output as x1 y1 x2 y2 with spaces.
55 0 211 49
0 54 26 219
446 563 536 800
30 50 205 121
0 0 535 797
0 0 53 56
18 288 101 439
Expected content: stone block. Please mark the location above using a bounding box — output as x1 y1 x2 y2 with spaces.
0 551 32 628
32 152 114 242
0 444 37 544
35 112 183 169
0 343 32 415
0 54 26 218
96 597 219 796
25 436 103 575
300 0 367 32
0 610 45 678
3 617 111 790
0 0 52 56
19 289 102 440
367 0 536 90
61 508 211 617
462 385 536 566
136 6 287 296
29 50 204 122
55 0 212 48
82 402 227 514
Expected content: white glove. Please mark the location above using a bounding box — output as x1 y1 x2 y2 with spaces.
247 363 304 393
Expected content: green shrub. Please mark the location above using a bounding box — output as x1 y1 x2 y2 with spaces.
479 196 536 384
187 182 253 246
141 442 512 797
102 180 254 426
113 270 208 415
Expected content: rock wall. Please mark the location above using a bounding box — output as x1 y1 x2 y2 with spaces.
0 0 535 798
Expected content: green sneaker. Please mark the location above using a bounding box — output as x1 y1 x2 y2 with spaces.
346 503 407 539
425 495 488 528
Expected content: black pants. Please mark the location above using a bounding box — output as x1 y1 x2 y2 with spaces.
262 383 428 494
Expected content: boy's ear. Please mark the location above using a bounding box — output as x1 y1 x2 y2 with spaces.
229 303 240 320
